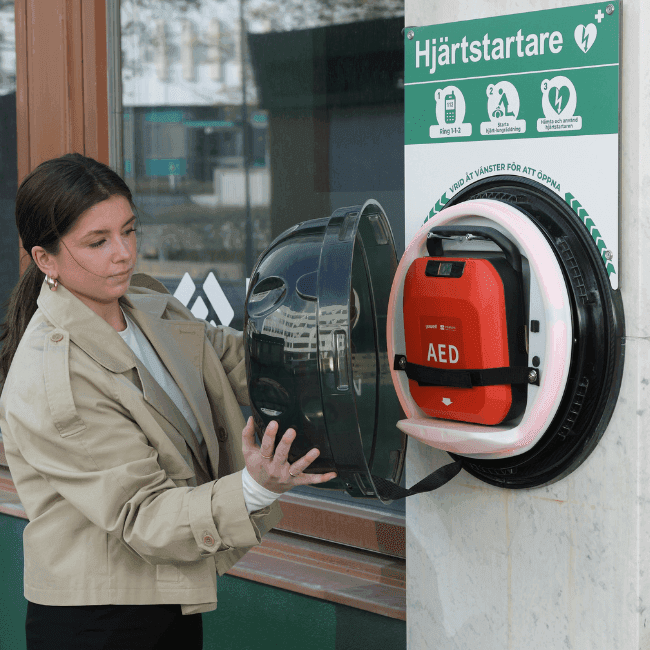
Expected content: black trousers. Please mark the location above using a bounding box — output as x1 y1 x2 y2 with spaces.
26 602 203 650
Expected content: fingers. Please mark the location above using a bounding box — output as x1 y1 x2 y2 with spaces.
258 420 279 459
241 416 256 453
299 471 338 485
242 418 338 493
289 466 338 486
272 427 296 463
288 446 320 474
287 447 338 486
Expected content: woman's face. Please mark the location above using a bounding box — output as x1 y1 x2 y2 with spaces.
39 194 137 309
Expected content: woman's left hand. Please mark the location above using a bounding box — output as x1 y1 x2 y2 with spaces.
242 417 337 494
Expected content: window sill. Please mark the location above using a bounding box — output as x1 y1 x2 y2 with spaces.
276 491 405 558
227 529 405 620
0 444 406 620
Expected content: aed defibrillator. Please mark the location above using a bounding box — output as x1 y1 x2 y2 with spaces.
399 226 531 426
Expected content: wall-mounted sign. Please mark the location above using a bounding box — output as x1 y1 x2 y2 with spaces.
405 1 620 287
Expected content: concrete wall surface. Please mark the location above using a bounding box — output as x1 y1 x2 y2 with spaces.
404 1 650 649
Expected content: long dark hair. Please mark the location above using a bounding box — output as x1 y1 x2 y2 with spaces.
0 153 134 388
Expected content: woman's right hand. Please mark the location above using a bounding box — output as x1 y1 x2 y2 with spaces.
242 417 337 494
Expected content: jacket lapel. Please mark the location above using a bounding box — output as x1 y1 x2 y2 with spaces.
131 356 208 477
122 301 218 479
37 283 215 479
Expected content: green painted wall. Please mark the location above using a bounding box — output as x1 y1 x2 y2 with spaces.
0 514 405 650
0 515 26 650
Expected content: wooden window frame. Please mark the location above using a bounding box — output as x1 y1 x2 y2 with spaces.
9 0 405 620
15 0 109 273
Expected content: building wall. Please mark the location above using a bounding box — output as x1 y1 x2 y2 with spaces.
404 1 650 649
0 513 405 650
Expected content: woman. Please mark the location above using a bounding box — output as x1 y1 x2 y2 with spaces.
0 153 336 649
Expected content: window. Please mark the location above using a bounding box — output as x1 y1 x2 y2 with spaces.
119 0 406 514
0 0 17 320
1 0 406 619
119 0 407 616
0 0 21 517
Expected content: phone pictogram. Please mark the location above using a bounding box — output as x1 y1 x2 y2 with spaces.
445 92 456 124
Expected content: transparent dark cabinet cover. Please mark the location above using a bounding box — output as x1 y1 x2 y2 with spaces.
244 200 406 502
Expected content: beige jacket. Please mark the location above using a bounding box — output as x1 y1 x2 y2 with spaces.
0 275 282 614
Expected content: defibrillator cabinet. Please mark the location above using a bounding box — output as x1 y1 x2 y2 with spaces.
244 173 624 497
388 176 624 488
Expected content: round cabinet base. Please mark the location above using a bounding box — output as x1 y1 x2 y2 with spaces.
444 176 625 488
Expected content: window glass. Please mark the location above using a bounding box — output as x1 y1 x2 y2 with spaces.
0 0 17 323
0 0 17 448
120 0 405 512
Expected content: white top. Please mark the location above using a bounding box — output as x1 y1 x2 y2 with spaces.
118 311 279 513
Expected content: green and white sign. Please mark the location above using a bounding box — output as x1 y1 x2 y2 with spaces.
405 2 620 287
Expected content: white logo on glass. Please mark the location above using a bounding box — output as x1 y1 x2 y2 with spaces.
173 272 235 326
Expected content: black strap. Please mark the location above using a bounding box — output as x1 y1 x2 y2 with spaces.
394 355 535 388
371 460 463 501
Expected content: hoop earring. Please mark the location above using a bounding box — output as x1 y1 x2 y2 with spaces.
44 275 58 291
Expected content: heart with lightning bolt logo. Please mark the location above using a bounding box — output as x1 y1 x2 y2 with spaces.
550 85 571 114
574 23 597 53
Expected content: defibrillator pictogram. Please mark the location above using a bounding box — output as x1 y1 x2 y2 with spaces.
538 75 582 132
574 22 597 53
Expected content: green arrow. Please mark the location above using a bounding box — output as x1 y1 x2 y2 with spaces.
563 192 614 275
434 192 449 213
424 192 450 224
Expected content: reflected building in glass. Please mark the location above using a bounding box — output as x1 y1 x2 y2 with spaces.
120 0 404 335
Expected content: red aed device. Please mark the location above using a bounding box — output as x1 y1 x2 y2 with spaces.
400 226 529 426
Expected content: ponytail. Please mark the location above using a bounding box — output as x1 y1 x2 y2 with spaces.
0 260 45 391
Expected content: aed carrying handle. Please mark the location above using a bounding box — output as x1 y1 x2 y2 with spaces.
426 225 522 273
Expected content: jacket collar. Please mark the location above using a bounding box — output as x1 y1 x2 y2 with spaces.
37 281 214 478
37 281 169 374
